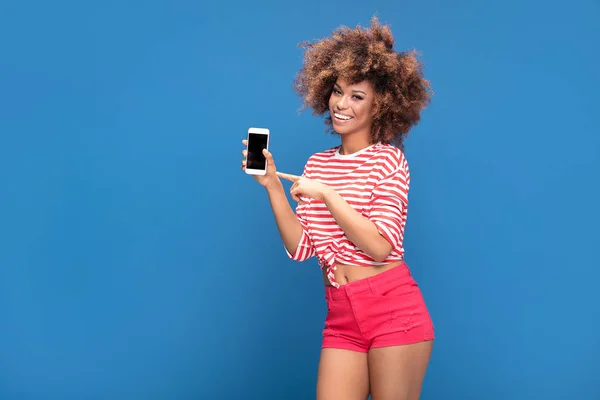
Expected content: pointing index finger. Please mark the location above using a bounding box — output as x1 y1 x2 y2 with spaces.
276 172 300 182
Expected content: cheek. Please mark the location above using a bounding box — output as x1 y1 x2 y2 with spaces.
365 100 377 119
356 102 375 120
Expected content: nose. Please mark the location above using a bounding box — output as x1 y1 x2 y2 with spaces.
336 95 349 110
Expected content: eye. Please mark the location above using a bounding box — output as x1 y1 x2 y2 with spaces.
353 95 363 100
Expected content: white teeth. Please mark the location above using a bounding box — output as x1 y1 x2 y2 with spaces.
334 113 352 120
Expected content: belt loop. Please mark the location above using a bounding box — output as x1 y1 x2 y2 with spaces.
368 278 377 296
344 284 351 298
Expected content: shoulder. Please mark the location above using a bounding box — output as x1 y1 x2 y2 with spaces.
308 146 338 161
303 146 339 170
372 143 409 175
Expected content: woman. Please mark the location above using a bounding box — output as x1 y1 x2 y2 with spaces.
241 17 434 400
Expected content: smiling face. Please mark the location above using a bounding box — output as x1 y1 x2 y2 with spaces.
328 79 377 140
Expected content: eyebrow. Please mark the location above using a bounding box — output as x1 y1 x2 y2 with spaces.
334 83 367 95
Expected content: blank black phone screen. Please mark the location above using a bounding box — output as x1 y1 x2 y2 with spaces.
247 133 268 170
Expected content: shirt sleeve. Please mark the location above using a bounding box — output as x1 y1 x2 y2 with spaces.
367 162 410 250
284 163 316 262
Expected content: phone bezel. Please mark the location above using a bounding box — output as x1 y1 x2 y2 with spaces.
245 127 270 176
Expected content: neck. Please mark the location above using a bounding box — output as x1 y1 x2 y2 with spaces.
339 133 373 155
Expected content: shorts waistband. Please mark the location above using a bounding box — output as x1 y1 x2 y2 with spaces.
325 261 412 301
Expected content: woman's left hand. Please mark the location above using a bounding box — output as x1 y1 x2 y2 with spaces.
276 172 332 204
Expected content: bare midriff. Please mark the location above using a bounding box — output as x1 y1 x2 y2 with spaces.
323 261 403 287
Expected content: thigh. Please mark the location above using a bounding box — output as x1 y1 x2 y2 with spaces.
317 348 370 400
368 340 433 400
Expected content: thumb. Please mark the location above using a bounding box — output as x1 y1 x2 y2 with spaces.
263 149 275 165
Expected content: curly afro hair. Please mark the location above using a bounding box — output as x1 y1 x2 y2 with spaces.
293 16 432 148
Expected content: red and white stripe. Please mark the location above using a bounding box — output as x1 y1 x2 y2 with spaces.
286 142 410 288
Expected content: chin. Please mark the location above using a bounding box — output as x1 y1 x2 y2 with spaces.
332 124 354 136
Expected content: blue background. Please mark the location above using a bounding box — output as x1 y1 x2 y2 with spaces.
1 0 598 399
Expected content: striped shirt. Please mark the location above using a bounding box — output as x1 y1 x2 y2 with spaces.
286 142 410 288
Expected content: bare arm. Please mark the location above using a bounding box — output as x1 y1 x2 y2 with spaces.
321 187 392 262
241 144 314 261
264 180 304 256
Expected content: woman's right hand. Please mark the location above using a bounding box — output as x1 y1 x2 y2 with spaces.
241 139 281 189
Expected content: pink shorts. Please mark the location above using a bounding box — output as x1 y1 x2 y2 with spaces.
322 262 434 352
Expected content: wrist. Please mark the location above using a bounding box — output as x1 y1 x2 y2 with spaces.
264 178 283 194
320 185 336 203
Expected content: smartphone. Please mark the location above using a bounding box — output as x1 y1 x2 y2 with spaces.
245 127 270 176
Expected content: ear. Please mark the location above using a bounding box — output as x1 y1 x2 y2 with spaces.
370 93 382 117
371 101 380 118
